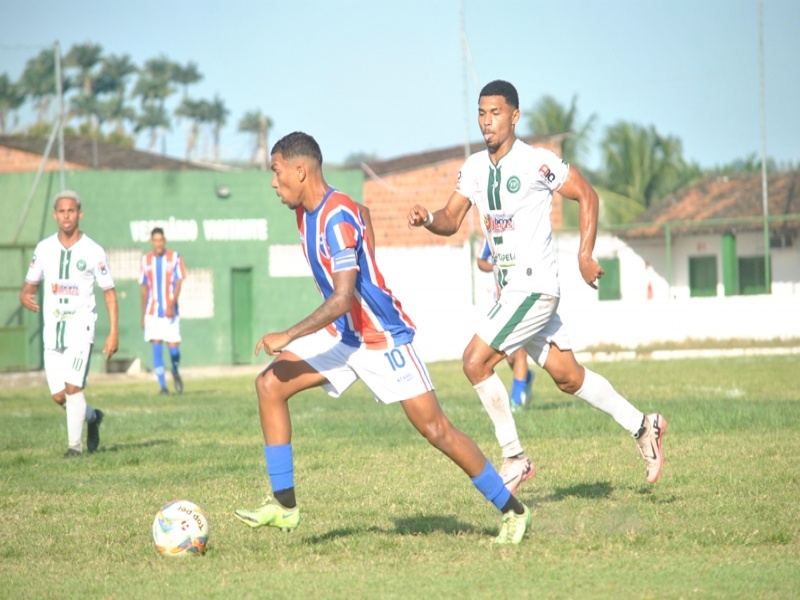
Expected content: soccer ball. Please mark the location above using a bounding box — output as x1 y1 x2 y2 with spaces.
152 500 209 556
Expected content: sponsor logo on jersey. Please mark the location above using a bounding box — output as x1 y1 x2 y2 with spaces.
51 282 80 296
98 261 108 275
507 176 521 193
539 164 556 183
318 234 329 258
76 259 87 271
30 254 36 268
456 170 463 190
483 213 515 232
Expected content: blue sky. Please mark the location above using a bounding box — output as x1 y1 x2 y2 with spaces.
1 0 798 170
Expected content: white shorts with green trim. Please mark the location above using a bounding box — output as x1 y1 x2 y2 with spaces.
284 329 435 404
44 343 93 395
475 292 572 368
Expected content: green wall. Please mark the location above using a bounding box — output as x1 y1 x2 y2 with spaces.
0 168 363 372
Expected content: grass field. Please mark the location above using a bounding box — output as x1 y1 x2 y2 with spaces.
2 356 799 599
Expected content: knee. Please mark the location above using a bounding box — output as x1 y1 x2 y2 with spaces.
419 416 451 448
462 348 487 384
52 393 66 406
552 367 584 395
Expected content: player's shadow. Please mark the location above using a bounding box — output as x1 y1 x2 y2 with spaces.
302 515 492 544
541 481 614 503
96 439 173 452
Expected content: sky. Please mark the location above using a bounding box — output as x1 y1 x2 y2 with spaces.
1 0 798 171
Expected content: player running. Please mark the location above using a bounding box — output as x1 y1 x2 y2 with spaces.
407 80 667 491
235 132 531 544
19 190 118 457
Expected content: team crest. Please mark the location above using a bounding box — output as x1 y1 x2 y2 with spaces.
76 259 87 271
507 176 521 193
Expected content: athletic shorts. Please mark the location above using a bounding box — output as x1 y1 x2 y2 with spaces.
144 314 181 343
44 343 93 395
284 329 435 404
475 291 572 368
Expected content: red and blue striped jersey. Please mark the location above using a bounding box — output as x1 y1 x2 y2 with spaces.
140 249 186 317
296 188 415 349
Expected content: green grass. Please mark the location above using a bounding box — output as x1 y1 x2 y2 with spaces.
1 356 799 599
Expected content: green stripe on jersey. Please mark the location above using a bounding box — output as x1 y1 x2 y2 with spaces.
56 321 66 350
490 293 542 348
487 166 502 210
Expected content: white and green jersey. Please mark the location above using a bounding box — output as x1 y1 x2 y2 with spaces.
25 233 115 350
456 138 569 296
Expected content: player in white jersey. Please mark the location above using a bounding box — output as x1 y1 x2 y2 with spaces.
19 190 119 457
408 80 667 489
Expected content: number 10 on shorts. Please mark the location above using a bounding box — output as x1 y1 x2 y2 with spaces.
383 348 406 371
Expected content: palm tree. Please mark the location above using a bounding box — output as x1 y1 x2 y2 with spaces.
175 97 210 160
135 103 171 153
238 109 273 169
172 62 202 98
524 94 596 166
20 49 67 124
0 73 25 134
207 95 229 163
599 121 701 210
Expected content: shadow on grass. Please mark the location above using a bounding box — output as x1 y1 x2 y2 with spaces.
541 481 614 502
96 439 174 453
302 515 494 544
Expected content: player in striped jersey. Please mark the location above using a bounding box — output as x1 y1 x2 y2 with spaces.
140 228 186 394
235 132 531 544
19 190 118 457
408 80 667 488
476 239 535 411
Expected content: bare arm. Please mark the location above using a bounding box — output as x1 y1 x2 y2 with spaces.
354 202 376 252
19 282 40 313
103 288 119 360
476 258 494 273
559 166 605 289
140 284 148 328
407 191 472 237
255 267 356 356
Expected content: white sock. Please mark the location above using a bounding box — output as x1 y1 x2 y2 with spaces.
473 373 524 458
574 368 644 435
65 391 88 452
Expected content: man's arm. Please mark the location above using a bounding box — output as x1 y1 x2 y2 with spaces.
19 282 41 313
167 279 182 319
255 268 356 356
407 191 472 237
354 202 376 251
140 283 148 328
103 288 119 360
558 166 605 289
476 257 494 273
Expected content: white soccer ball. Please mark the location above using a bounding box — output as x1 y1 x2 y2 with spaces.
152 500 209 556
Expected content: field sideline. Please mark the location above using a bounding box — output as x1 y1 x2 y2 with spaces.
1 355 798 599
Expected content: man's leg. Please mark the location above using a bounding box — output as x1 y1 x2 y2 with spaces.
235 351 328 530
401 391 530 545
151 340 168 394
168 343 182 394
543 343 667 483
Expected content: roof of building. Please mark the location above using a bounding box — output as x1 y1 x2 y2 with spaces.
0 135 210 171
359 132 568 176
622 170 800 238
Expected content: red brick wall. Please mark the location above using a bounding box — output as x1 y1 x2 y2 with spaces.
363 139 564 247
0 147 85 173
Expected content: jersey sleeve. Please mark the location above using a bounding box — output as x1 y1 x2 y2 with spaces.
93 247 115 290
324 207 362 273
534 148 570 192
24 242 45 284
174 254 186 281
139 254 147 286
455 155 480 202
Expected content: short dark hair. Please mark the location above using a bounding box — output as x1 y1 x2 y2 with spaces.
271 131 323 166
479 80 519 109
151 227 165 237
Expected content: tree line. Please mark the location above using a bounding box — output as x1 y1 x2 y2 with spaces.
0 43 272 166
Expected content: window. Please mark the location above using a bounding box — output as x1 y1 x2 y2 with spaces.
106 248 142 281
597 258 621 301
738 256 769 295
179 268 215 319
689 256 717 297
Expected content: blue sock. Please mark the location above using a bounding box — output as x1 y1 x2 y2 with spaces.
153 343 166 390
264 444 294 493
511 378 527 404
471 461 511 512
169 346 180 373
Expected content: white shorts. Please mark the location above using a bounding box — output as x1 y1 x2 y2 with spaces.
284 329 435 404
475 292 573 368
44 343 93 395
144 314 181 343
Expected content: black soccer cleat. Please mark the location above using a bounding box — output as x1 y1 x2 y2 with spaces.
87 409 104 453
172 370 184 394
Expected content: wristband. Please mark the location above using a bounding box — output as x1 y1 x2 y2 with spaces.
423 212 434 227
